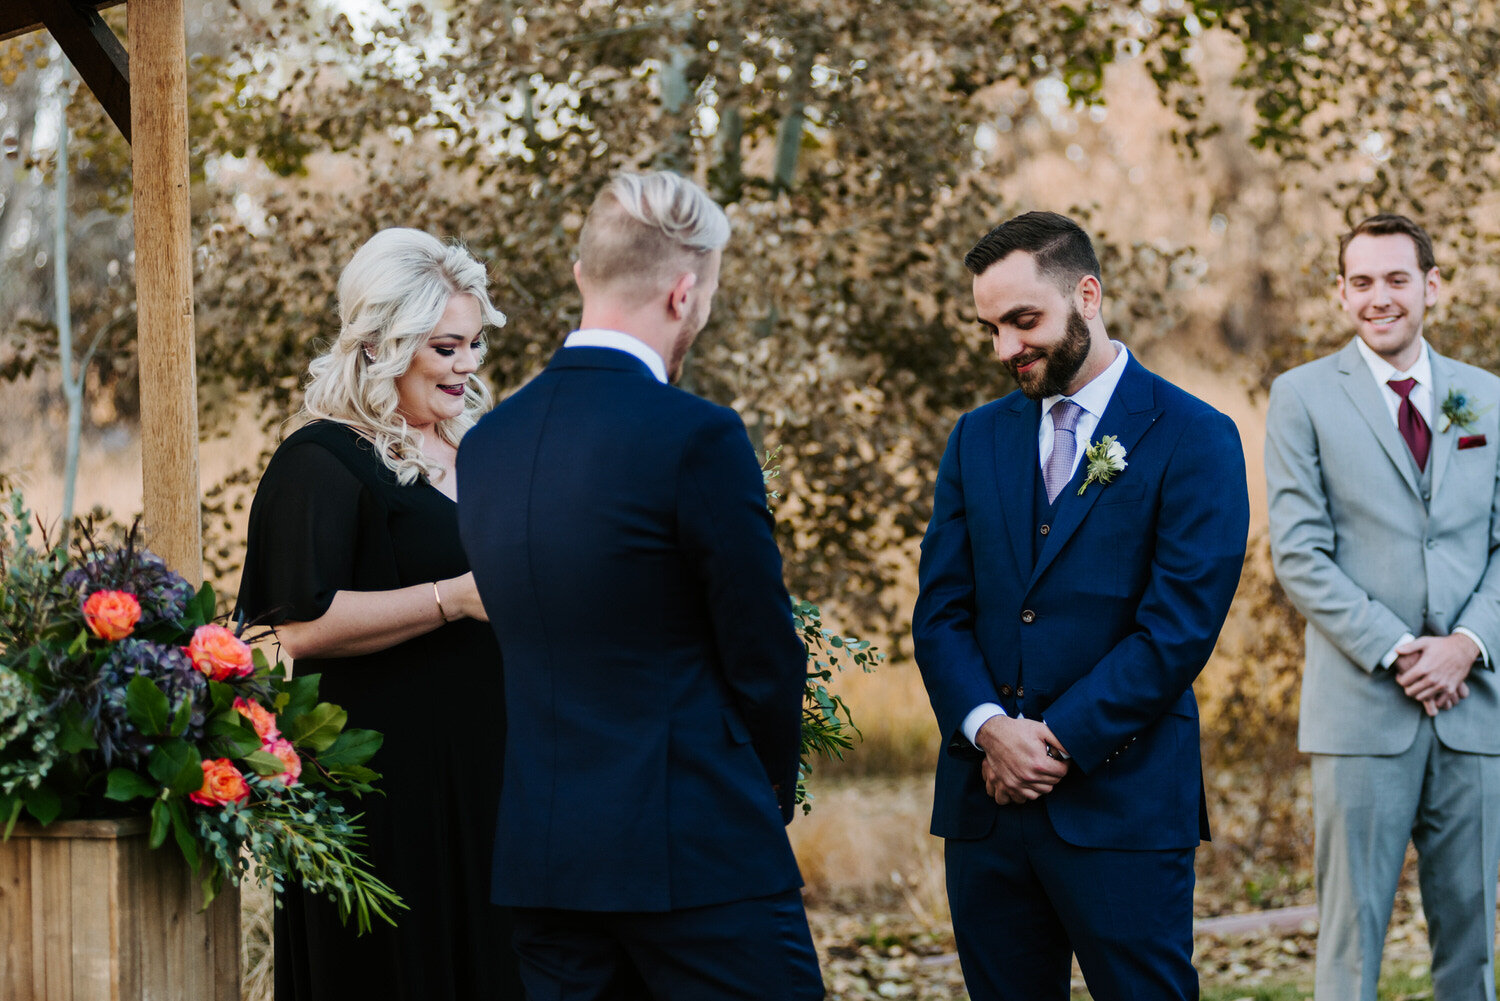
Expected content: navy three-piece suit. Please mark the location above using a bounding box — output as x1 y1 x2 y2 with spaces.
912 353 1249 1000
456 346 822 1000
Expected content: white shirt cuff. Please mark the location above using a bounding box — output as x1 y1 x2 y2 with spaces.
1381 633 1417 669
1453 627 1491 668
962 703 1006 748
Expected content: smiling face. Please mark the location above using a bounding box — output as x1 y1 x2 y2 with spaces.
393 293 483 429
973 250 1105 400
1338 232 1439 371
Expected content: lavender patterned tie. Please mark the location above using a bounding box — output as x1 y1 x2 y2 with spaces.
1043 400 1084 503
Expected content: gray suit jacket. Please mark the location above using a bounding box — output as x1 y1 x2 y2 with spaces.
1266 338 1500 755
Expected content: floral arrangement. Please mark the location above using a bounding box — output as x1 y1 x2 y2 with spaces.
0 494 401 933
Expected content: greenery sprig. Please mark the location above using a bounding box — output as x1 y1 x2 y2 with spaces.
763 449 885 813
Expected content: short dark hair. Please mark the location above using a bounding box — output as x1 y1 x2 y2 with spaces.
1338 213 1437 276
963 211 1101 293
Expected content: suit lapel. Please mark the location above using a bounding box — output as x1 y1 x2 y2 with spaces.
1337 340 1422 500
993 394 1041 577
1429 351 1458 497
1029 355 1163 588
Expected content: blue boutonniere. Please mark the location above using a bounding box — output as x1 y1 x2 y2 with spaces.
1439 387 1488 434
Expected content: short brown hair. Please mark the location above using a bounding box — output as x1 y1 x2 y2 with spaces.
1338 214 1437 276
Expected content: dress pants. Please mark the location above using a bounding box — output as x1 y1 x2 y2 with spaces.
510 888 824 1001
1312 715 1500 1001
945 797 1198 1001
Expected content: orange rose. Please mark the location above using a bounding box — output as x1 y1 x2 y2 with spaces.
188 758 250 807
82 590 141 641
264 738 302 787
233 697 280 741
185 624 254 681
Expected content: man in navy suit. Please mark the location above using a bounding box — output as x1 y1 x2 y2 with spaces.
456 171 823 1000
912 212 1249 1001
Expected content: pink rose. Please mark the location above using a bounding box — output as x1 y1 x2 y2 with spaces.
233 697 280 741
263 738 302 787
83 590 141 641
189 758 250 807
185 624 254 681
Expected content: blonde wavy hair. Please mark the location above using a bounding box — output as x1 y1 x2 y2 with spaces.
301 228 506 485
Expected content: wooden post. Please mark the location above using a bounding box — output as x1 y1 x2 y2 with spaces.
129 0 202 581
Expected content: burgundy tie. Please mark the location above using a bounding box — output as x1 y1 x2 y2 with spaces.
1387 378 1431 472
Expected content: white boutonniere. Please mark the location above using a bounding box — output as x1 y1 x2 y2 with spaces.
1077 435 1128 495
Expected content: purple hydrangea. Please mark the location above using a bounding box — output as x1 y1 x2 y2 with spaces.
93 638 207 767
63 547 196 632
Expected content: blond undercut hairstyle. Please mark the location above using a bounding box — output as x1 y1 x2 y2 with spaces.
576 171 730 302
301 228 506 485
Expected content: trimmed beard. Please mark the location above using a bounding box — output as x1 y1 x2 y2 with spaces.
1007 306 1091 400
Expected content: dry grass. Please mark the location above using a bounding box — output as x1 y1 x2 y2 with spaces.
816 658 940 781
240 876 275 1001
792 775 949 923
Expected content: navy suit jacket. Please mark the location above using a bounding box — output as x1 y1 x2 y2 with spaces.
456 347 806 912
912 354 1249 850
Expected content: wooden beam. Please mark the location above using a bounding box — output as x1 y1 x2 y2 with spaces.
0 0 124 43
130 0 203 583
40 0 130 143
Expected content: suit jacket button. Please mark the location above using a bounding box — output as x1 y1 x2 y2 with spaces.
999 684 1013 697
1426 539 1436 549
1021 609 1036 624
1039 524 1050 536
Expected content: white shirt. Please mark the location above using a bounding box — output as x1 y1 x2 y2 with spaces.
563 328 667 384
1355 335 1435 429
1038 341 1131 482
961 341 1131 749
1353 337 1489 669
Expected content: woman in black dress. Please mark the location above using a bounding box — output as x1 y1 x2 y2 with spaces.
238 228 523 1000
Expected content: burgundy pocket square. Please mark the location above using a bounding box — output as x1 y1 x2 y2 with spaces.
1459 434 1488 449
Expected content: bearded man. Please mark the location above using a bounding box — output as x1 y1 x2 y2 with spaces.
912 210 1249 1000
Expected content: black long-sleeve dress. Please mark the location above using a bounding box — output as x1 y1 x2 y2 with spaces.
238 419 521 1001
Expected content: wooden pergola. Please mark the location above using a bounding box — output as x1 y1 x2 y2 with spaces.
2 0 202 581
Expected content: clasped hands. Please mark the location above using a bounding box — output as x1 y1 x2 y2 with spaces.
1393 633 1479 717
974 715 1069 806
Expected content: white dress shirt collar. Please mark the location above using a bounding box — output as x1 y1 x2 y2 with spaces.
1355 335 1432 390
1042 340 1130 424
563 329 668 384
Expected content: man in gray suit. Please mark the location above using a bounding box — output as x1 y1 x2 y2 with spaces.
1267 213 1500 1001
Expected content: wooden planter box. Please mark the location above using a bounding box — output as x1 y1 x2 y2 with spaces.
0 817 240 1001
